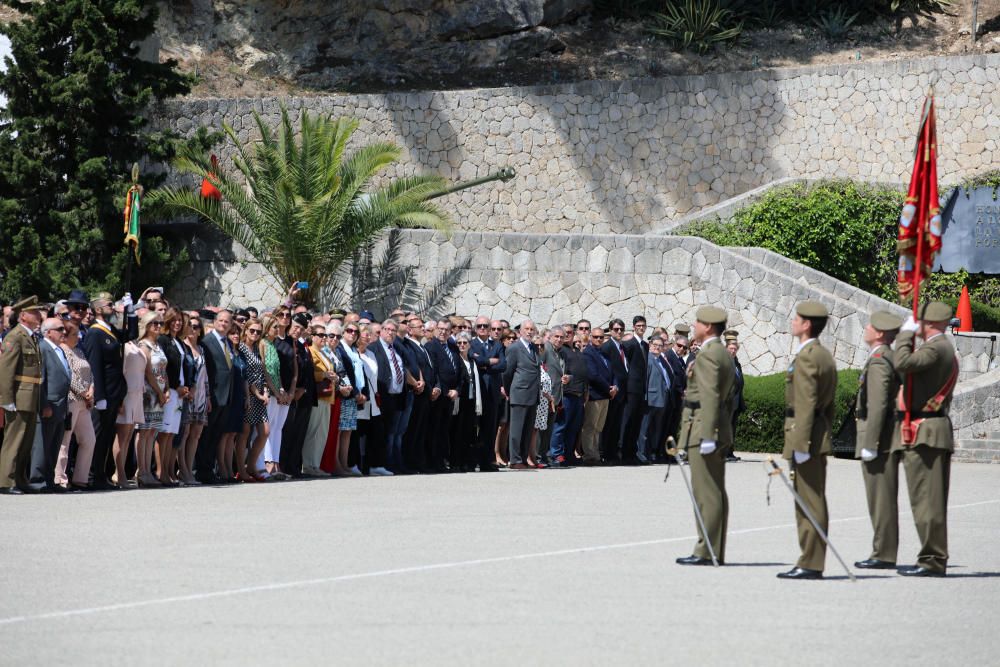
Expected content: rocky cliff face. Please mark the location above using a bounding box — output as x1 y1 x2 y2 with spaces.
156 0 589 92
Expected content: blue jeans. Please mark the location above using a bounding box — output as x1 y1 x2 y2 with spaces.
548 394 584 460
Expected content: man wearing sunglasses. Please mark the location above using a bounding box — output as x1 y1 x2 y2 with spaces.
600 318 629 464
470 316 504 470
663 334 689 445
28 318 72 492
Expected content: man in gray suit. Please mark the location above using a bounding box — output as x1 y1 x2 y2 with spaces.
196 309 234 483
637 337 671 463
30 318 72 492
538 327 567 463
502 319 541 469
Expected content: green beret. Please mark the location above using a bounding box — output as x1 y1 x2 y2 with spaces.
723 328 739 343
674 322 691 335
695 306 727 326
918 301 953 323
870 310 903 332
796 300 829 319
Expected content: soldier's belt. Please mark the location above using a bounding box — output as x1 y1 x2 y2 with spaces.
14 375 42 385
683 400 700 409
896 410 943 420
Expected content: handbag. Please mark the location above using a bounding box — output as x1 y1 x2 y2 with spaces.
317 378 334 398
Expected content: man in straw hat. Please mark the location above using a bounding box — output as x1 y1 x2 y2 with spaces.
778 301 837 580
853 311 903 571
675 306 736 567
892 301 958 577
0 296 49 494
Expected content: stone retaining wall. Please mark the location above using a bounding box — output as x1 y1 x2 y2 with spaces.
159 54 1000 235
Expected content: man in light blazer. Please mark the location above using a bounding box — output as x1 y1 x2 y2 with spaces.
29 318 72 492
196 309 234 483
637 337 670 464
502 319 541 469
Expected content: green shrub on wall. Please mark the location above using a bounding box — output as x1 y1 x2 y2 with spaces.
735 368 861 453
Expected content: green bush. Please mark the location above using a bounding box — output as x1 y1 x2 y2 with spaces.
736 368 861 453
647 0 744 54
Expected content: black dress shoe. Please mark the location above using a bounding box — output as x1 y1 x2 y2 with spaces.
676 555 714 566
897 565 945 577
92 479 117 491
478 463 499 472
725 454 742 462
777 567 823 580
0 487 24 495
854 558 896 570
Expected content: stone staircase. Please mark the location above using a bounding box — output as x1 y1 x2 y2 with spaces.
954 436 1000 463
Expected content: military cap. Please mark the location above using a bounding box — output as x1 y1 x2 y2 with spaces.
796 300 829 319
12 295 47 313
695 306 727 325
91 291 114 306
723 328 740 344
870 310 903 332
918 301 953 323
674 322 692 335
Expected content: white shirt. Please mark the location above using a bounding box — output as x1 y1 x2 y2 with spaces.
795 338 816 355
44 338 71 378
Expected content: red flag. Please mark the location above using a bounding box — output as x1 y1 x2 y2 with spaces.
200 154 222 201
897 93 942 309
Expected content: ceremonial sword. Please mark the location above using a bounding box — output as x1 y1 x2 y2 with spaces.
665 437 720 567
765 455 856 582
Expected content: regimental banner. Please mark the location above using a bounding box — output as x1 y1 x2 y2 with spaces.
935 186 1000 274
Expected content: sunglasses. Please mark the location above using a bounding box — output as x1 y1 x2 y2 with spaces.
277 312 290 319
247 328 262 335
53 326 67 333
329 333 341 339
344 328 358 335
577 325 590 331
611 327 624 332
476 323 489 329
150 321 164 326
592 334 605 340
189 321 202 328
313 332 328 338
457 325 469 330
676 344 689 350
456 341 469 346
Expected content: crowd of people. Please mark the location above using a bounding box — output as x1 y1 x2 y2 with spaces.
0 284 748 493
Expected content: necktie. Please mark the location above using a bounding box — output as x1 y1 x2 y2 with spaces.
389 343 403 385
618 344 626 368
445 344 455 369
58 347 71 377
222 338 232 368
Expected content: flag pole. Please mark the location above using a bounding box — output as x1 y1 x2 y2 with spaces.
124 163 140 296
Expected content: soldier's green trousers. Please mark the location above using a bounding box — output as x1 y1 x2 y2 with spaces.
793 455 828 572
0 409 37 490
901 445 950 573
862 451 899 563
688 445 728 562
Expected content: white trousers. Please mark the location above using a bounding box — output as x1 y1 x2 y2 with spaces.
263 397 290 464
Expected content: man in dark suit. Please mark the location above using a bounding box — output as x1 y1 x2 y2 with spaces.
401 316 436 473
581 328 615 464
370 318 410 471
600 318 629 464
469 316 504 471
724 329 746 462
29 318 72 492
424 319 460 472
663 334 689 444
620 315 649 463
83 292 137 490
197 309 234 483
502 319 541 469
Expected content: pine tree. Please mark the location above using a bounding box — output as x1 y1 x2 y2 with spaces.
0 0 198 301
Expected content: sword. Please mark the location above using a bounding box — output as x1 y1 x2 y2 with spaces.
765 455 856 582
665 437 720 567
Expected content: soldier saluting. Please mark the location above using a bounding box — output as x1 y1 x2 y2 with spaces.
0 296 48 495
778 301 837 580
854 311 903 570
675 306 735 567
893 301 958 577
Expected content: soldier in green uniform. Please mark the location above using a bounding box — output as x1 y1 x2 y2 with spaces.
853 311 903 570
675 306 736 567
778 301 837 580
893 301 957 577
0 296 48 495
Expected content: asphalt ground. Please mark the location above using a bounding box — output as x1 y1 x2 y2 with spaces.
1 455 998 666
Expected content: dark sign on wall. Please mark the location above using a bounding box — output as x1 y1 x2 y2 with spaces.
935 186 1000 274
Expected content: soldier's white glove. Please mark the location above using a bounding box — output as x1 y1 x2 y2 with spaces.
901 316 919 333
860 448 877 462
2 403 15 412
699 440 717 455
95 400 107 410
122 292 134 314
793 450 811 464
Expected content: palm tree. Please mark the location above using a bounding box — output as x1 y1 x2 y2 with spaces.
154 105 450 306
